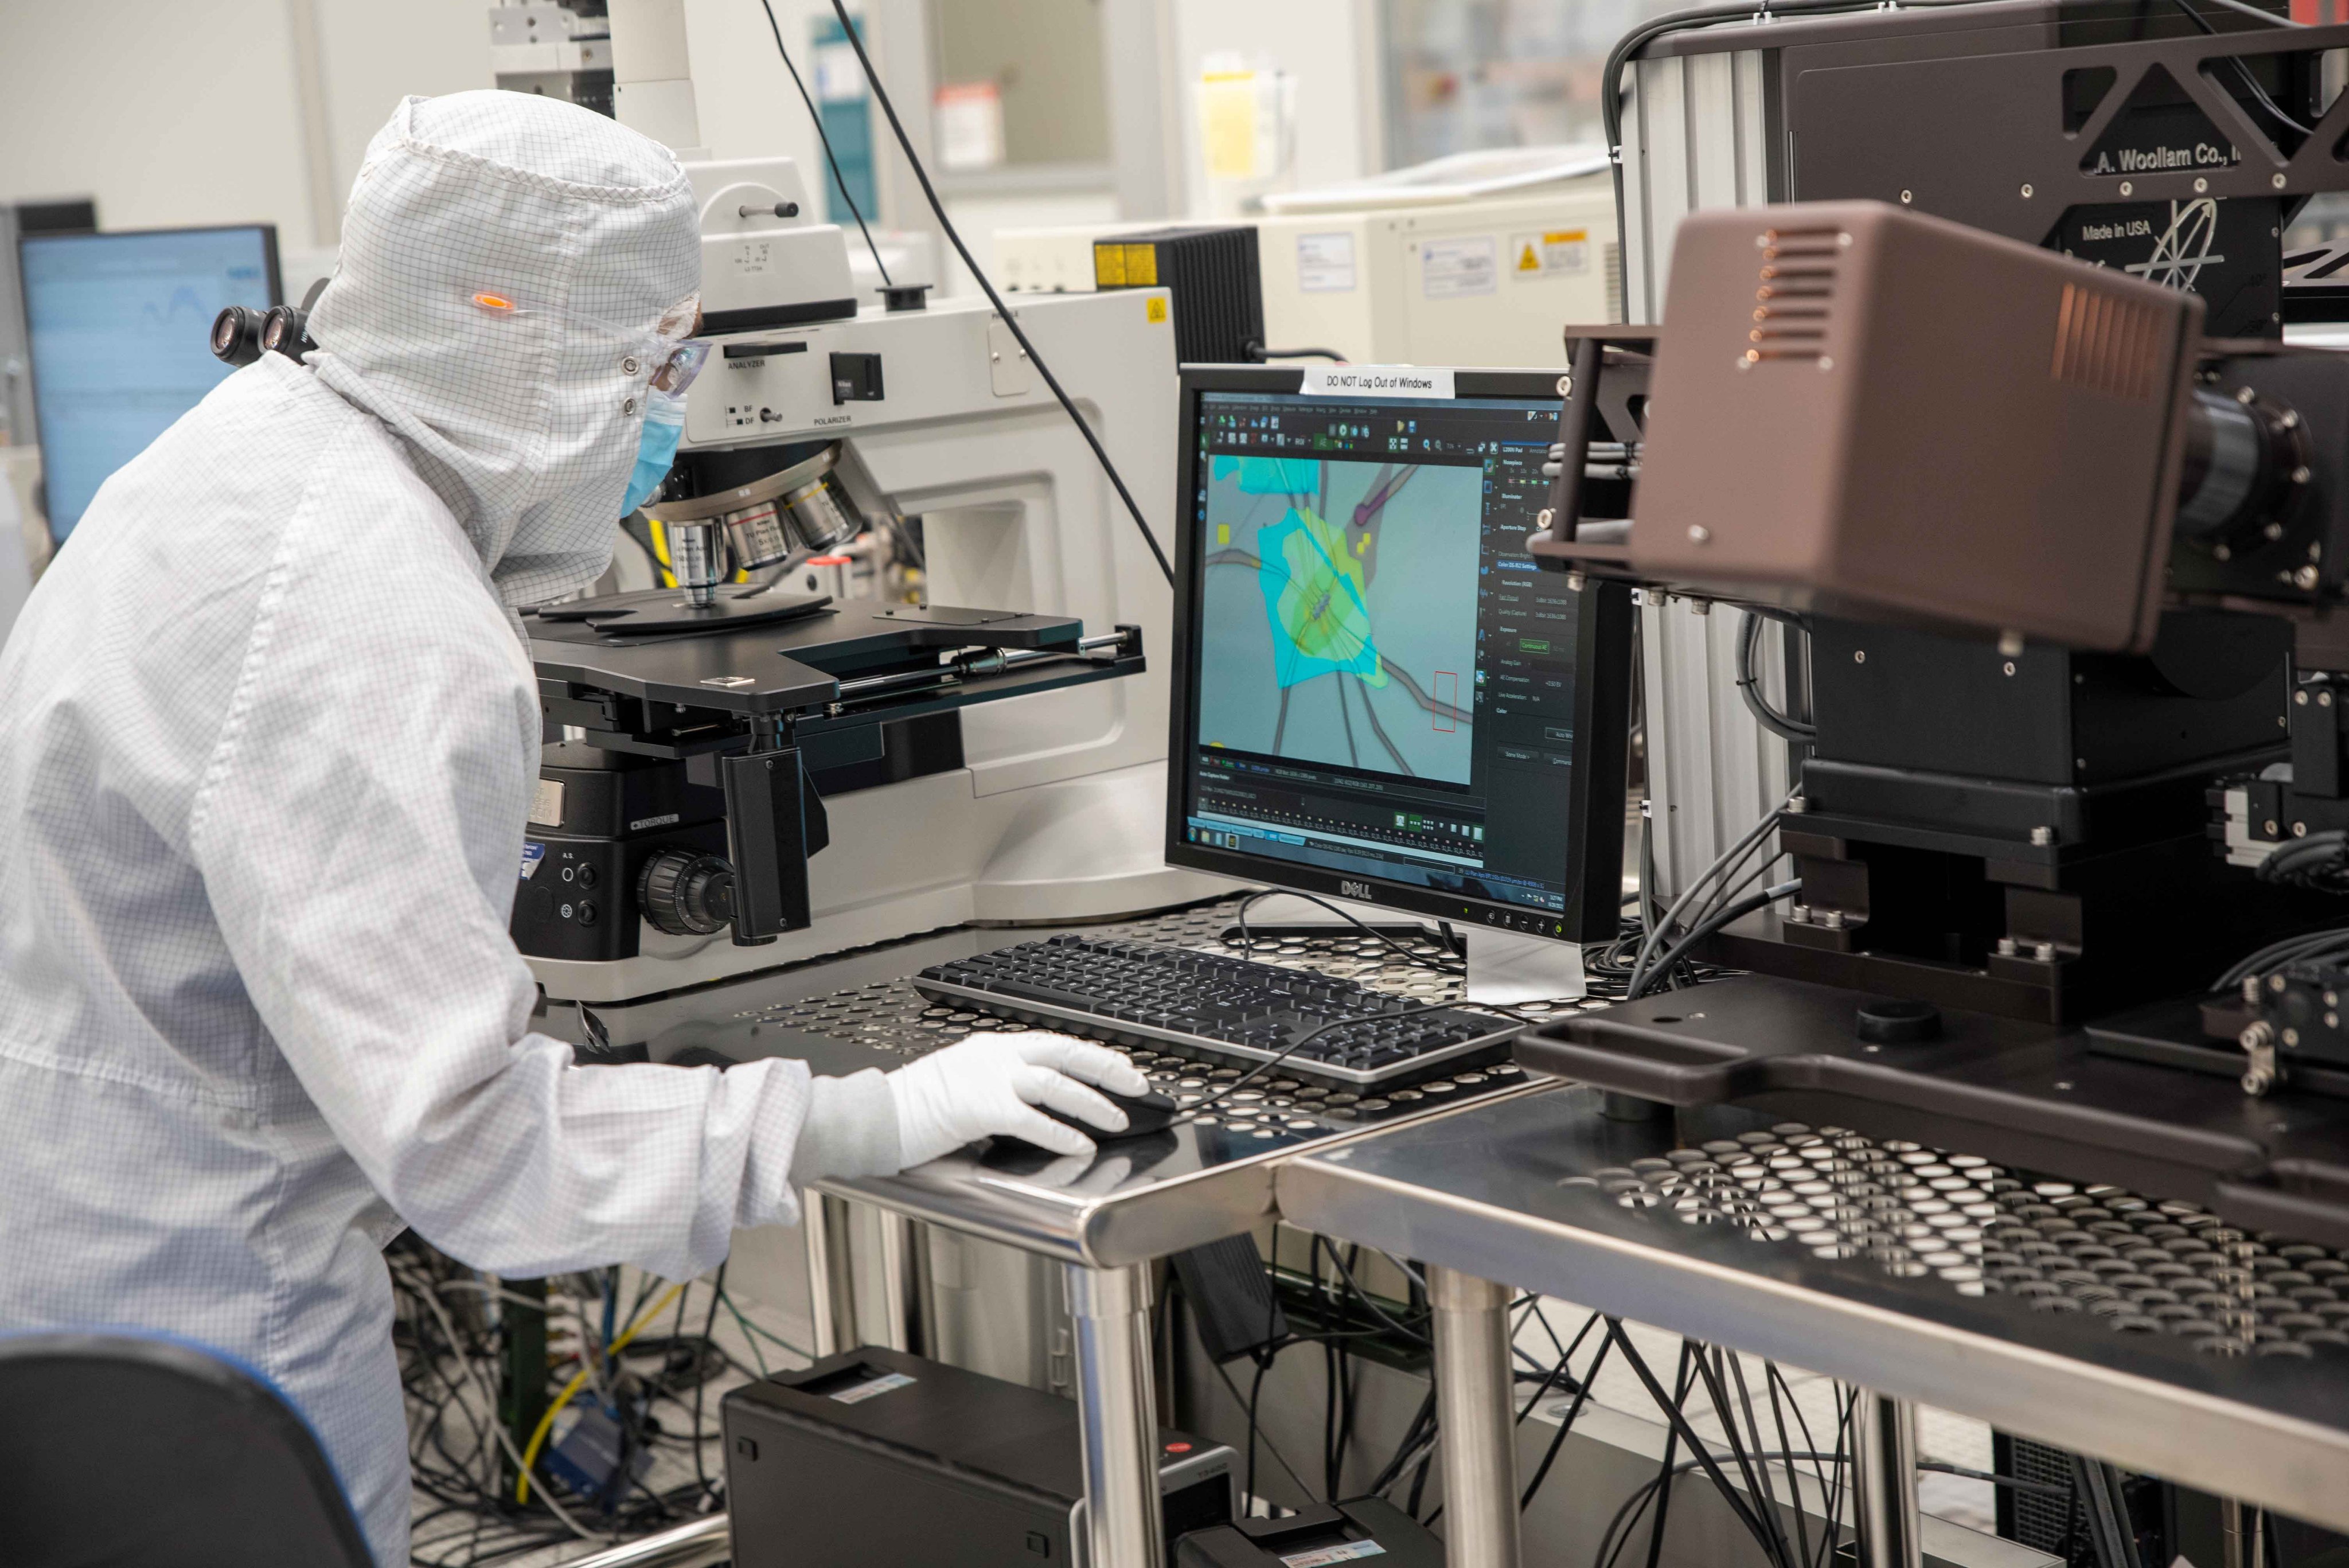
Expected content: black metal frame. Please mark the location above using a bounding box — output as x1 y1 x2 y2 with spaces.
524 603 1145 947
1517 970 2349 1250
1160 365 1634 944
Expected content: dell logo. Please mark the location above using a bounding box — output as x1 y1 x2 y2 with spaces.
1340 880 1372 900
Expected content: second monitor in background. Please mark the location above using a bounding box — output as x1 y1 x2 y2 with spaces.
1165 366 1632 1001
17 224 280 545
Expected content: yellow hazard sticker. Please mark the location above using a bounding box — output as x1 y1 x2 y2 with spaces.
1146 297 1169 325
1509 229 1593 279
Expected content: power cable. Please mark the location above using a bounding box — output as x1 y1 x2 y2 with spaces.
822 0 1177 586
1605 1321 1793 1568
1738 610 1816 743
755 0 892 286
1235 888 1468 977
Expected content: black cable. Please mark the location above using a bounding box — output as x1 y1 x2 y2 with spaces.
2165 0 2312 135
1763 1363 1813 1568
756 0 892 287
1406 1440 1435 1520
2074 1454 2129 1568
1368 1387 1436 1495
1606 1322 1790 1568
2097 1462 2148 1568
1255 345 1348 362
1641 1343 1700 1568
2257 830 2349 892
1236 888 1467 977
1522 1321 1615 1510
2213 924 2349 990
1207 1344 1316 1504
1244 1345 1273 1512
1719 1349 1800 1568
690 1266 725 1507
1921 1462 2075 1499
1625 793 1790 998
1631 879 1800 999
822 0 1176 587
1517 1309 1600 1425
1318 1245 1433 1346
2193 0 2303 26
1737 610 1816 743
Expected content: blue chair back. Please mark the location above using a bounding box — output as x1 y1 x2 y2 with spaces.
0 1330 374 1567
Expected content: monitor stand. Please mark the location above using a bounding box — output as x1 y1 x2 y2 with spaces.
1464 926 1585 1007
1219 892 1584 1006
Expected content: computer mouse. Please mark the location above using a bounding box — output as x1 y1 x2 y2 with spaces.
1001 1086 1180 1148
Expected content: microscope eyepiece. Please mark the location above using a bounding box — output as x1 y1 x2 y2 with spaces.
210 306 267 367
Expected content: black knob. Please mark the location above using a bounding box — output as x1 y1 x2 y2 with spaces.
1855 997 1942 1045
211 306 267 366
638 851 736 935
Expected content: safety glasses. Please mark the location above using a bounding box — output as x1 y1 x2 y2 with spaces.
469 289 711 397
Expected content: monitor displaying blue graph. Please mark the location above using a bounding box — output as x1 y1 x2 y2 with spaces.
19 225 279 541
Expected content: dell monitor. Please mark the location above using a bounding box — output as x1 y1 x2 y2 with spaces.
18 224 279 543
1164 366 1632 993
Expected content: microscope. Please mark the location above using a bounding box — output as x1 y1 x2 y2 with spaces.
1517 2 2349 1247
508 157 1213 1005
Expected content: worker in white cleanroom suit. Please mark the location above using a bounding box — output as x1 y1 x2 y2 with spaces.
0 90 1143 1564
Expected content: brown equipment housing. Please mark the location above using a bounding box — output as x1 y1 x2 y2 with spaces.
1628 201 2202 654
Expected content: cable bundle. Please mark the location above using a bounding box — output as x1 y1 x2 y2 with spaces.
392 1238 807 1567
2254 831 2349 894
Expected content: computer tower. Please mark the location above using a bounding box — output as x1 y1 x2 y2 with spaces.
722 1345 1235 1568
1176 1498 1443 1568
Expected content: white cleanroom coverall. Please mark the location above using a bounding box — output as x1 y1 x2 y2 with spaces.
0 92 907 1564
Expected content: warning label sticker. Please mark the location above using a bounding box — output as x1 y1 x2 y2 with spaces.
1509 229 1591 279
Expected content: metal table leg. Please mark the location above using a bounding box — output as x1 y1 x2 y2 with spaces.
1851 1390 1922 1568
1428 1265 1523 1568
803 1192 856 1358
875 1211 926 1354
1065 1262 1163 1568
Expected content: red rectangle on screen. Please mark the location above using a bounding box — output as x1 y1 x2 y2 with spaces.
1433 672 1457 732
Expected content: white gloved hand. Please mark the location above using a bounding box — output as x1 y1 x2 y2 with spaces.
887 1031 1152 1165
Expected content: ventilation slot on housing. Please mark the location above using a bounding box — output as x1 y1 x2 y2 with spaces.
2051 282 2163 402
1743 226 1842 367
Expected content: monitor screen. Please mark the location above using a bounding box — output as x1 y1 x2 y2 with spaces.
1165 368 1631 943
19 225 278 541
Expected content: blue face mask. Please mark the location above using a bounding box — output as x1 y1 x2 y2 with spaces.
620 389 688 517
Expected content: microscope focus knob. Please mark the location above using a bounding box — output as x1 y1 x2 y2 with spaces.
638 851 736 936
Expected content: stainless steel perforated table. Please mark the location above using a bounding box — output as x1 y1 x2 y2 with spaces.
565 898 1566 1568
1275 1081 2349 1566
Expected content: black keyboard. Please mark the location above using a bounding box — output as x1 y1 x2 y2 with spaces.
912 934 1517 1087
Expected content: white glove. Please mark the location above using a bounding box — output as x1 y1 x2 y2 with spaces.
886 1031 1152 1165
